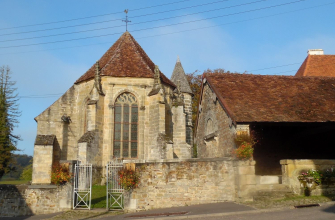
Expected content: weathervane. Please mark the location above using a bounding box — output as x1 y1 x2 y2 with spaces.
122 9 131 31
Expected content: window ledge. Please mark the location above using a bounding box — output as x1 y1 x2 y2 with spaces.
204 132 217 141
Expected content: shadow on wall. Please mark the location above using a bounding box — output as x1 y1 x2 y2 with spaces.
61 122 69 160
0 184 33 218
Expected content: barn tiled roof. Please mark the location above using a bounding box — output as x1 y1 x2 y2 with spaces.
171 57 192 94
205 73 335 123
75 32 175 88
295 55 335 77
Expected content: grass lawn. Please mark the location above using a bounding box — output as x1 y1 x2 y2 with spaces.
0 180 29 185
91 185 124 210
91 185 107 208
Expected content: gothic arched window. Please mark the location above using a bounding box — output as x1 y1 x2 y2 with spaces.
113 93 138 158
206 118 214 135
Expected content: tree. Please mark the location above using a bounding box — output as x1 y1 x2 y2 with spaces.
0 66 21 180
2 154 33 179
186 70 202 133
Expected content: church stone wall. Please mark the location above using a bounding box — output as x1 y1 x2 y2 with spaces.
35 74 188 168
35 85 82 161
99 77 169 164
196 84 236 158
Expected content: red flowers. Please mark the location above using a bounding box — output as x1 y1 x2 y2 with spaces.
51 163 71 185
232 141 254 160
233 132 256 160
118 168 140 191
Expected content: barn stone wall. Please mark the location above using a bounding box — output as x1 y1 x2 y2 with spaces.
196 83 236 158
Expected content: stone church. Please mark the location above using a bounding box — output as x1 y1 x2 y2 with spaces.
32 31 193 184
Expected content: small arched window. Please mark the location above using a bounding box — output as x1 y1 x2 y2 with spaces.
206 119 214 135
113 93 138 158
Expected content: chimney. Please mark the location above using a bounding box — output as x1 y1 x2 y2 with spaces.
308 49 324 55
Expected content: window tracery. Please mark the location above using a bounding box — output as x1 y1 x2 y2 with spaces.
113 93 138 158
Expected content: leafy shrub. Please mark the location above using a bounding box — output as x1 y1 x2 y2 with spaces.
234 131 256 147
299 168 335 185
299 170 322 185
118 168 140 191
232 141 254 160
232 132 256 160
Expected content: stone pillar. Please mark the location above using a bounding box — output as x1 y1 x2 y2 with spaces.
233 160 257 201
32 144 54 184
77 142 88 164
172 105 191 159
183 93 193 146
158 98 166 134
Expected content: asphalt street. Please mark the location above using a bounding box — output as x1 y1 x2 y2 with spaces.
1 202 335 220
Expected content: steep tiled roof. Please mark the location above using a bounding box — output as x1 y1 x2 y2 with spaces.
205 73 335 123
75 32 175 88
171 57 192 94
295 55 335 77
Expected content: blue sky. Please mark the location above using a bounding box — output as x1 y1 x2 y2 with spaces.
0 0 334 156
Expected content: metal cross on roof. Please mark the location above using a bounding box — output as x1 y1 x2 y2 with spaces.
122 9 131 31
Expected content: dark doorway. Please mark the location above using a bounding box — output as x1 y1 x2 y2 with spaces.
251 122 335 175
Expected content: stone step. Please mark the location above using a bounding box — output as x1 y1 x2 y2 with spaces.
256 175 282 185
255 183 290 191
253 184 295 201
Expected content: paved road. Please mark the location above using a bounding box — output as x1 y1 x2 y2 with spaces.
1 202 335 220
194 204 335 220
105 203 335 220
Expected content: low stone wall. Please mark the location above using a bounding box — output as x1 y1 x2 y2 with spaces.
281 159 335 195
124 158 237 210
0 184 73 217
0 185 32 217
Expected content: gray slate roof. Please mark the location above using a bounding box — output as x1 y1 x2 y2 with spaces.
170 57 193 94
35 135 55 145
78 130 96 143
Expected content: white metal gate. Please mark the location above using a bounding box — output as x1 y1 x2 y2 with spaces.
73 163 92 210
106 160 124 210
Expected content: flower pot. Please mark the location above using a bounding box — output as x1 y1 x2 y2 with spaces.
306 177 314 181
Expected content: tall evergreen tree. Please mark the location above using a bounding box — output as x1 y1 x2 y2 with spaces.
0 66 21 180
